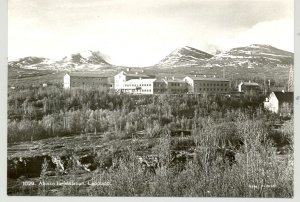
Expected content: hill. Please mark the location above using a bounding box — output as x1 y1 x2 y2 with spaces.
8 50 112 71
155 46 213 68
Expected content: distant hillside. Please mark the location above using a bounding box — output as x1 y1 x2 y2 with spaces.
8 50 112 71
8 57 49 68
156 46 213 68
207 44 293 68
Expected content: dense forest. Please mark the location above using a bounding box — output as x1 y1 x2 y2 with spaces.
8 85 269 143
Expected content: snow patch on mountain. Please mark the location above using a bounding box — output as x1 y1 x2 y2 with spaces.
156 46 213 68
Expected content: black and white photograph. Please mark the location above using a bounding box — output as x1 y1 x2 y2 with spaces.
5 0 296 198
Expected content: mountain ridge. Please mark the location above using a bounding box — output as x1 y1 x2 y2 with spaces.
8 44 293 71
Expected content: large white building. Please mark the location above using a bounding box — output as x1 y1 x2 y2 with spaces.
114 71 231 95
120 78 168 94
114 71 153 91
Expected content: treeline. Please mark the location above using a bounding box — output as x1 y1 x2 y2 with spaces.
8 85 274 143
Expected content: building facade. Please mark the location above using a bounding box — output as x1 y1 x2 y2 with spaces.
183 76 230 94
238 81 260 94
163 79 188 94
114 71 153 92
63 72 112 90
264 91 293 116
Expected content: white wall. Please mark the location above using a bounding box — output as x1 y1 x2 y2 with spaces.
63 74 70 89
183 76 194 93
264 92 279 113
114 71 126 90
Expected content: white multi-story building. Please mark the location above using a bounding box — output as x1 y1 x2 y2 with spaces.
114 71 231 95
121 78 167 94
114 71 153 91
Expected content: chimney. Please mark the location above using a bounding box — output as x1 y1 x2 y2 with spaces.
204 75 206 78
194 75 197 77
249 80 251 83
165 76 168 80
135 72 138 75
139 77 142 80
282 89 285 93
126 68 131 72
213 75 216 78
172 76 175 80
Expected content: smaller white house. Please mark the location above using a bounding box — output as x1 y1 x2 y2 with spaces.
264 91 293 116
64 74 70 89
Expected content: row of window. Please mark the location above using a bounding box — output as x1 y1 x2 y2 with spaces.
170 83 182 86
71 82 109 87
72 78 106 81
196 83 228 87
154 89 166 93
124 83 152 87
153 83 165 87
141 89 152 92
198 88 228 92
123 89 152 92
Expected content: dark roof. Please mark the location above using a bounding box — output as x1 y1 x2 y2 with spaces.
154 78 166 82
164 79 186 83
68 72 110 78
273 91 293 103
187 76 229 82
269 86 285 91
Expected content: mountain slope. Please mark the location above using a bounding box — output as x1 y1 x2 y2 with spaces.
8 50 112 71
8 57 49 68
208 44 293 68
156 46 213 67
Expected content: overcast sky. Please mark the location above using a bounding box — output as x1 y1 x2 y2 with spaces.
8 0 293 66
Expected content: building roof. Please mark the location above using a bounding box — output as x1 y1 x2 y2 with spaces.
68 72 110 78
125 79 157 84
269 86 285 92
240 82 259 86
121 71 152 78
164 79 186 83
185 76 229 82
273 91 293 103
153 78 166 82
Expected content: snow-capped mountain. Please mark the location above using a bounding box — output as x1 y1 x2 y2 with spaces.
8 57 52 69
208 44 293 68
60 50 110 65
8 50 112 71
156 46 213 67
